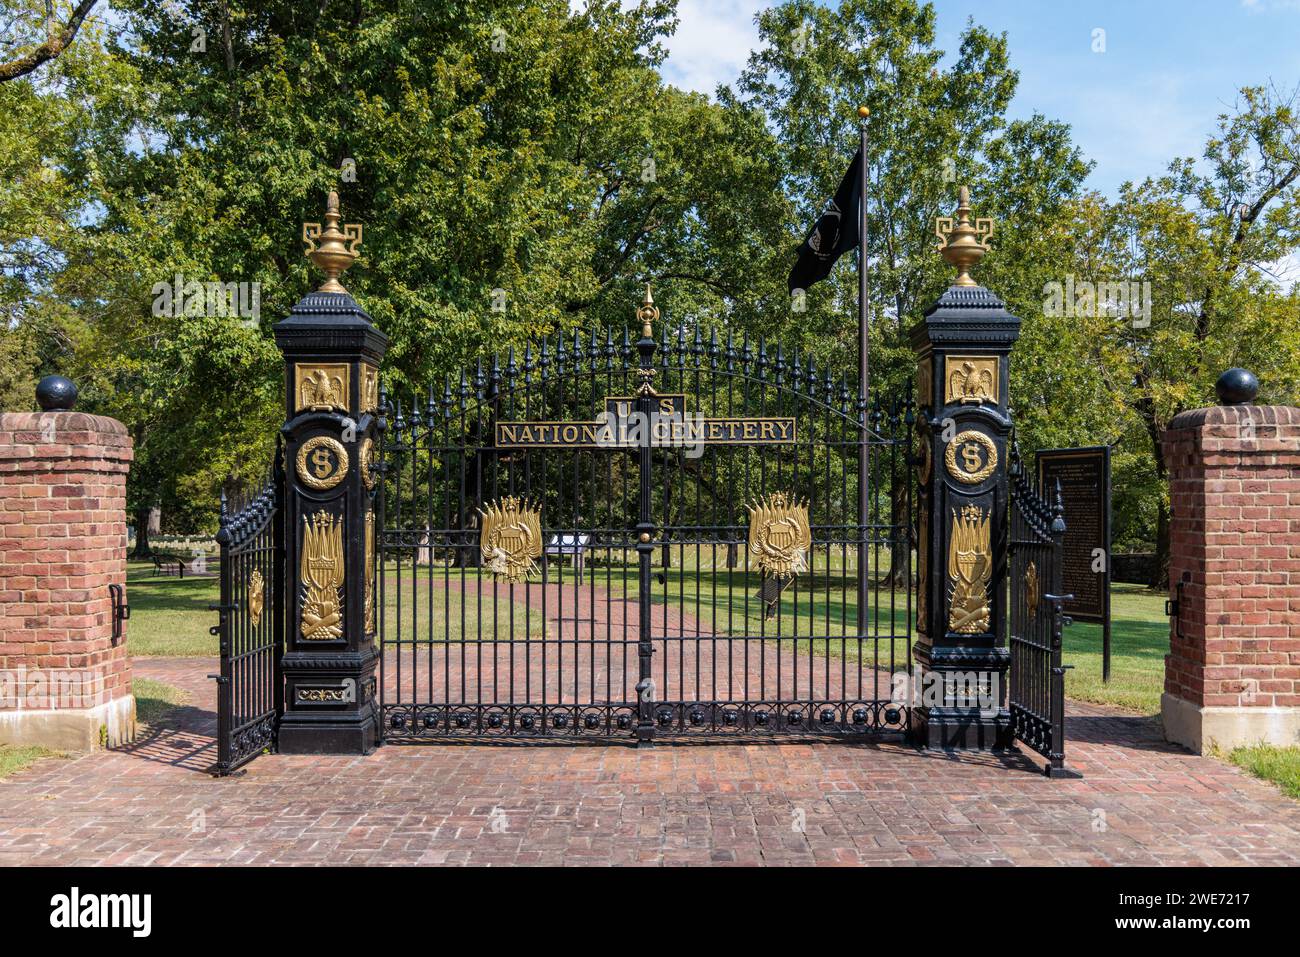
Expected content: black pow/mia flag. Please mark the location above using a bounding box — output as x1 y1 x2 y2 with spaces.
787 148 862 293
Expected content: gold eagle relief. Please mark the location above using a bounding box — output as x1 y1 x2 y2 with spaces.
946 356 998 405
478 497 543 583
296 363 350 413
301 510 345 641
948 504 991 634
747 492 812 577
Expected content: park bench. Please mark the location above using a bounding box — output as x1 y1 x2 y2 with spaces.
152 553 185 577
151 552 212 578
543 533 591 583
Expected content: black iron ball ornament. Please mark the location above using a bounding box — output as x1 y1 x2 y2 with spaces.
1215 368 1258 406
36 375 77 411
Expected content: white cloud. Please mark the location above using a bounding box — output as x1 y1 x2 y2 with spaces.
658 0 765 96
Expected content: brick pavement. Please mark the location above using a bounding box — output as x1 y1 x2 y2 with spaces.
1 657 1299 866
388 576 904 709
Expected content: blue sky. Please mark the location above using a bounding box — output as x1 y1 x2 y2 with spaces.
654 0 1300 197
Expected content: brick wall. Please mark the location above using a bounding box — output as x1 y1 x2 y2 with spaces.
0 412 134 737
1161 405 1300 751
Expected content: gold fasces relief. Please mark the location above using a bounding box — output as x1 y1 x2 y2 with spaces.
248 569 265 620
359 436 377 490
301 510 345 641
916 508 928 633
948 505 991 634
297 435 350 491
1025 561 1040 620
944 429 998 485
478 497 543 583
747 492 812 577
946 356 998 405
917 440 932 486
916 357 933 409
365 509 376 635
362 365 379 414
296 363 350 413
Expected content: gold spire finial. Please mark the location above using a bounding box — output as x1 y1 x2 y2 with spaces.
636 283 659 339
934 185 993 287
302 190 363 293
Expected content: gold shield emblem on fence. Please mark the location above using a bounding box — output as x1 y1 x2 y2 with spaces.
478 497 543 583
747 492 811 577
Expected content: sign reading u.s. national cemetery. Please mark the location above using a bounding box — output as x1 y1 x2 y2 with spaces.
495 393 796 448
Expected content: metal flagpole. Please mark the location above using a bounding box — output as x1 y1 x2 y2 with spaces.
856 106 870 632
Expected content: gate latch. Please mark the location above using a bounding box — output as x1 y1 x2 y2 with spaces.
208 601 236 637
108 583 130 646
1165 572 1189 639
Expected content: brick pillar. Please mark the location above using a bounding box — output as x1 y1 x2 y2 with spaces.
1161 379 1300 753
0 388 135 750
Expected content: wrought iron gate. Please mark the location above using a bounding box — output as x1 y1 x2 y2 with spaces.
378 322 913 742
1008 451 1078 777
210 451 284 774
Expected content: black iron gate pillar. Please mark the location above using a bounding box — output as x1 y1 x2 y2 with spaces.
909 187 1019 750
274 192 388 754
633 285 659 746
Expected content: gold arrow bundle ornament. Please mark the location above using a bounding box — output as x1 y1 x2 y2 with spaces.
300 510 345 640
947 504 991 634
302 191 363 293
935 185 993 287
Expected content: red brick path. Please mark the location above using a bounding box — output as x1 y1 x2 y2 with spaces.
385 577 903 709
2 657 1299 866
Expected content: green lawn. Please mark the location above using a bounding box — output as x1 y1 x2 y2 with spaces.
1062 584 1168 714
1227 744 1300 799
0 746 63 780
125 559 544 657
133 677 191 726
126 560 221 656
126 558 1167 713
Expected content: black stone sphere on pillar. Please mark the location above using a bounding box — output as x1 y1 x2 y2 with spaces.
36 375 78 411
908 186 1018 750
274 192 388 755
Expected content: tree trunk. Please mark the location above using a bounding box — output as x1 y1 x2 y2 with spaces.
131 505 154 558
1148 426 1170 591
877 483 910 587
1153 505 1170 591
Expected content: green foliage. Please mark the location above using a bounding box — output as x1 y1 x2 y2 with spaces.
2 0 1296 548
1228 743 1300 800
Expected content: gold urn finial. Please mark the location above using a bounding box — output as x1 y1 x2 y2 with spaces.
302 190 363 293
636 283 659 339
934 185 993 287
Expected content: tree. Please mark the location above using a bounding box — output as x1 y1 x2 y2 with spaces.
0 1 99 83
1037 85 1300 583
